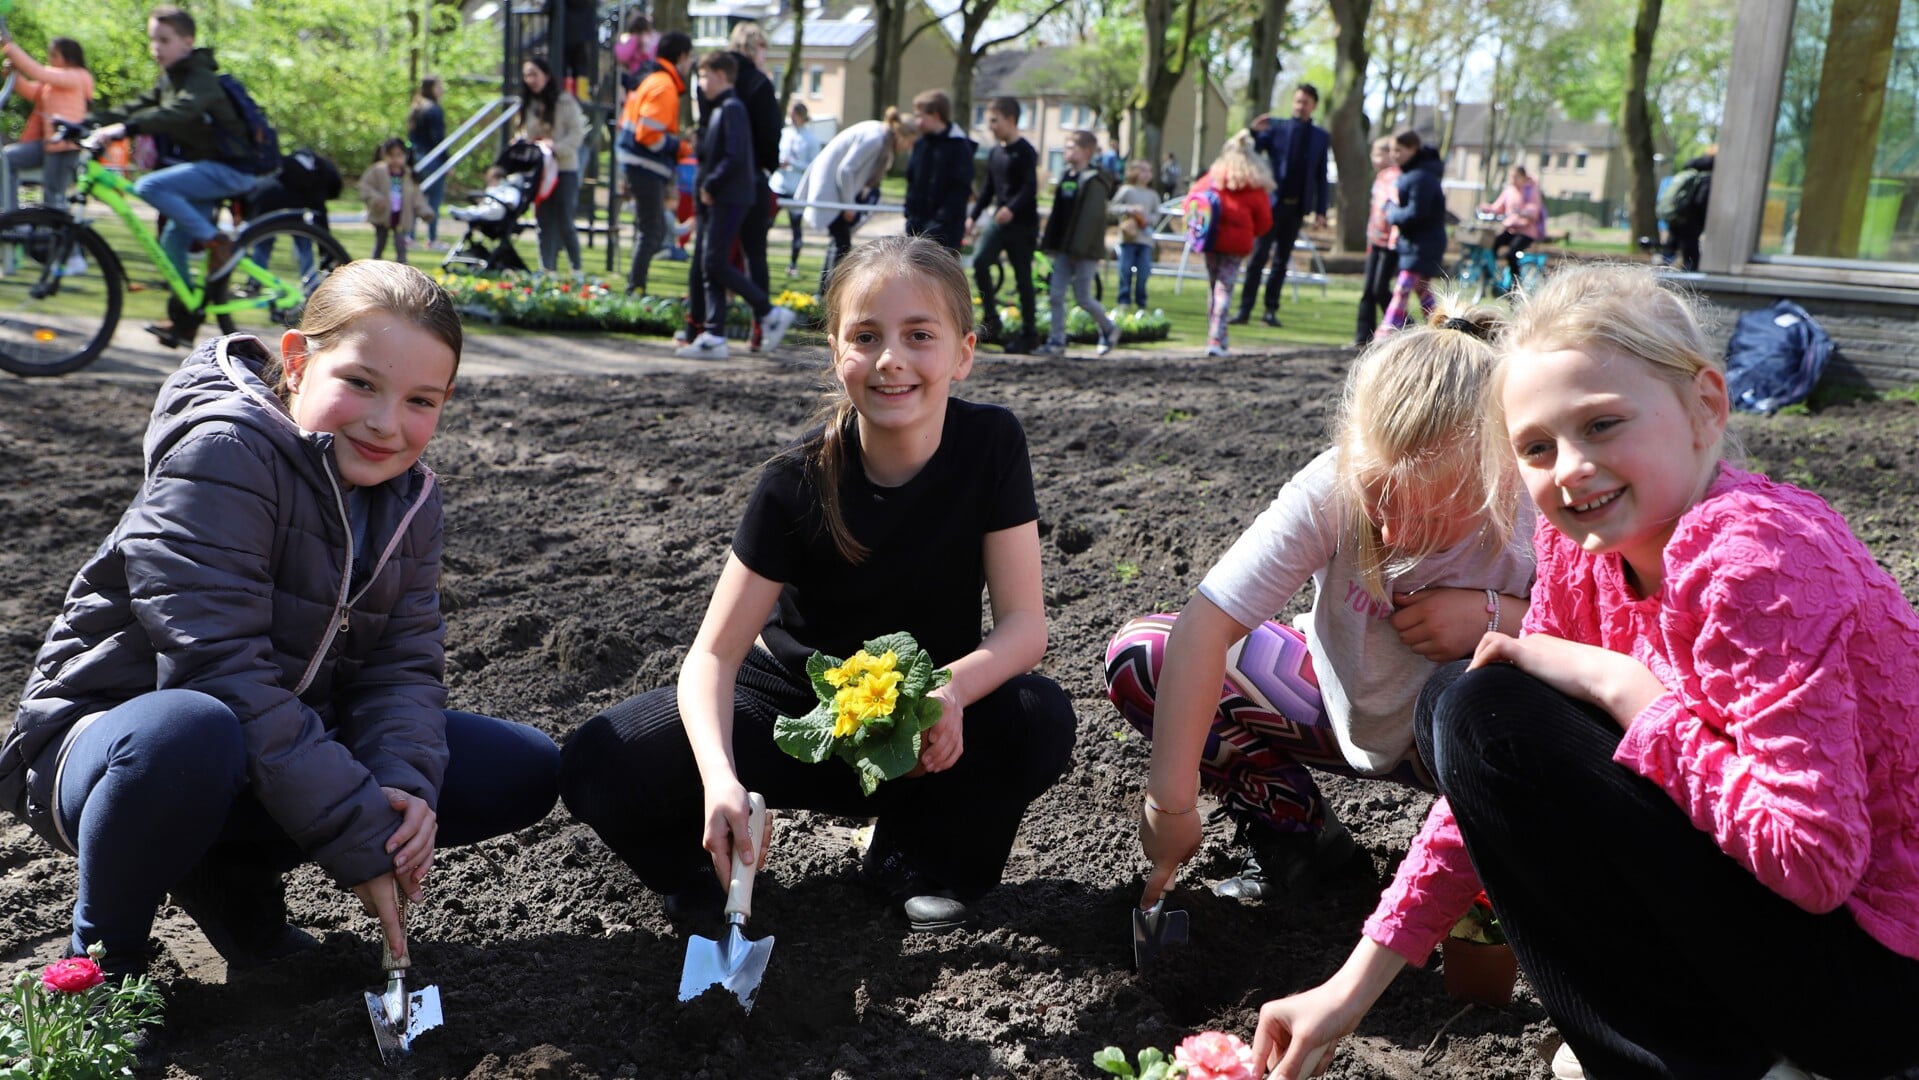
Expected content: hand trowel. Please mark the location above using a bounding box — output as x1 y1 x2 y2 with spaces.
677 791 775 1012
1132 861 1190 970
365 886 444 1065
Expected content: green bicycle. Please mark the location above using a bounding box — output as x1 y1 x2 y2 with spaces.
0 120 349 377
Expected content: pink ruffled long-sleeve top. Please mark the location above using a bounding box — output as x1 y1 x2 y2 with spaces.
1364 464 1919 965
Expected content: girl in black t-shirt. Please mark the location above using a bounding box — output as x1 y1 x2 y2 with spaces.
560 236 1077 933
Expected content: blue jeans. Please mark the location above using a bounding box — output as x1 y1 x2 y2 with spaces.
132 159 261 282
1116 242 1152 307
251 235 316 279
48 689 559 966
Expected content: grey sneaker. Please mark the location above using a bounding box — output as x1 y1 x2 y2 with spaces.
760 305 799 351
1096 331 1115 357
1032 340 1066 357
675 332 730 360
1206 342 1229 358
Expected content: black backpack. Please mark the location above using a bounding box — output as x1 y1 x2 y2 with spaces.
210 73 282 175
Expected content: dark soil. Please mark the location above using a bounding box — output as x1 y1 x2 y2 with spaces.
5 347 1918 1080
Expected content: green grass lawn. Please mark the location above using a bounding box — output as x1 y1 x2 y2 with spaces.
61 199 1362 352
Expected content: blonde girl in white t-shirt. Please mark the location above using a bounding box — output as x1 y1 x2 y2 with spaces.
1104 301 1534 912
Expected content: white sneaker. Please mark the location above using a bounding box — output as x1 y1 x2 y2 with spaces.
1206 342 1228 358
672 326 691 345
63 251 88 276
760 306 798 352
1096 331 1114 357
675 332 730 360
1551 1042 1584 1079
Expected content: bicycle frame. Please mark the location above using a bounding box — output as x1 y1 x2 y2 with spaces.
65 157 302 319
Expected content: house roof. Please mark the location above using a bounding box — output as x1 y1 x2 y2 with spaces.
768 18 876 48
971 46 1071 98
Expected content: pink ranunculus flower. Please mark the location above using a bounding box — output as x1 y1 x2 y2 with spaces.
42 956 106 994
1174 1031 1259 1080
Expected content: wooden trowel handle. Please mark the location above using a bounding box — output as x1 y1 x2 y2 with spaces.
725 792 768 920
378 880 411 971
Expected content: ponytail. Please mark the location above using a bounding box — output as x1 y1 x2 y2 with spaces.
804 402 869 564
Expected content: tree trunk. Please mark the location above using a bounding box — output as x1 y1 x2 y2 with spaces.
654 0 689 36
872 0 903 121
1796 0 1899 258
954 45 980 135
1245 0 1287 126
782 1 806 112
1137 0 1199 167
1327 0 1372 254
1620 0 1663 243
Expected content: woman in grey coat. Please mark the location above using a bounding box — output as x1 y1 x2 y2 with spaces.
0 263 559 986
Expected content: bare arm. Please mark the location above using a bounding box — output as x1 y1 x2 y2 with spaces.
677 553 783 880
1253 937 1409 1078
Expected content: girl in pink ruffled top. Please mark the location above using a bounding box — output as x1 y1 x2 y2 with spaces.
1251 263 1919 1080
1478 164 1545 289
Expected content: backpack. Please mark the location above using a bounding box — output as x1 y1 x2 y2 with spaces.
1183 186 1222 253
1725 299 1834 414
1657 167 1710 225
212 73 281 175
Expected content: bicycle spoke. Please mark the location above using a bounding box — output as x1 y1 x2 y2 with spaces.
0 212 122 376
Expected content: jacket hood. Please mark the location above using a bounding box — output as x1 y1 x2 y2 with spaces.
146 336 432 504
1409 146 1443 175
167 46 220 83
1684 153 1716 172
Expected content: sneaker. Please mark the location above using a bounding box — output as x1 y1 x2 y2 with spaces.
675 332 730 360
672 324 692 345
1001 333 1036 356
760 305 799 352
143 322 195 349
1213 808 1365 901
1261 311 1282 328
1551 1042 1584 1079
1206 342 1229 358
1227 311 1250 326
902 892 973 934
1096 331 1115 357
1032 340 1066 357
785 264 800 278
168 859 320 974
62 251 88 276
861 849 975 934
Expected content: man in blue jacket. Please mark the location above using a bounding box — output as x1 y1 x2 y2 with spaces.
903 89 978 251
1234 83 1330 328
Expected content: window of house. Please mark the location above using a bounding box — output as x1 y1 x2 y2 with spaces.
809 67 823 95
1048 148 1064 176
973 104 986 127
1557 152 1570 169
772 66 785 89
1497 149 1513 167
1575 152 1588 171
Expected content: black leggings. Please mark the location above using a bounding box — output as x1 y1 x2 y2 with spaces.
1420 662 1919 1080
559 648 1077 901
786 208 804 268
1491 231 1533 279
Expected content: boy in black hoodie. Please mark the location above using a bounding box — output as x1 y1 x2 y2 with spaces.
903 89 977 251
677 53 796 361
966 96 1040 354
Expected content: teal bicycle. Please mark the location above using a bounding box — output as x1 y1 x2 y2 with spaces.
1452 211 1548 301
0 120 348 376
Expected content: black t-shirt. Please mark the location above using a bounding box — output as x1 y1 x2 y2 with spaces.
732 398 1039 674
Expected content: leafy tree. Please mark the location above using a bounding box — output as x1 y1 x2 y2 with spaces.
1044 19 1143 147
951 0 1078 131
1135 0 1201 166
1325 0 1372 253
1620 0 1663 240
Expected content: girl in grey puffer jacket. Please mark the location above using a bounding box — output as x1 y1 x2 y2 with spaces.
1 263 558 980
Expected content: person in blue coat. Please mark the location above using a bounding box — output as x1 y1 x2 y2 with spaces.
1 262 560 997
1375 130 1448 339
1235 84 1331 328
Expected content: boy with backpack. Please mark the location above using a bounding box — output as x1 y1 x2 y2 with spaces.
1035 130 1119 358
87 5 278 347
1186 132 1273 357
1658 152 1714 272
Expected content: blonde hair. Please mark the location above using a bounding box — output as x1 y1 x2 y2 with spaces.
802 237 976 564
1491 262 1728 477
1335 295 1518 601
728 21 768 57
275 261 462 400
1208 131 1276 193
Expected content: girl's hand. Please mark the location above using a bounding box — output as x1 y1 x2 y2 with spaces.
381 787 437 900
916 684 965 773
352 871 409 963
1390 588 1493 661
699 189 714 206
1252 980 1367 1079
841 209 857 223
1469 631 1667 728
701 779 761 884
1138 797 1202 908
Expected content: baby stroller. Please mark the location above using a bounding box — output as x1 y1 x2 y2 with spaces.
443 139 554 273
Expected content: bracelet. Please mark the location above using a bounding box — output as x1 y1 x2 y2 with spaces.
1144 796 1197 816
1485 589 1501 634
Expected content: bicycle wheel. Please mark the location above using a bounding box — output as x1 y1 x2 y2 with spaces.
0 210 124 377
214 218 351 347
1453 253 1488 302
1517 256 1546 293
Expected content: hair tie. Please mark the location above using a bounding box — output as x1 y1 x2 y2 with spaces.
1441 316 1491 341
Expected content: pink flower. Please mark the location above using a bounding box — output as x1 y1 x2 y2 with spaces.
42 956 105 994
1174 1031 1258 1080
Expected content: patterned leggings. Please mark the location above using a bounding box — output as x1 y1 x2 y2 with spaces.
1374 270 1436 338
1205 253 1244 348
1104 614 1427 833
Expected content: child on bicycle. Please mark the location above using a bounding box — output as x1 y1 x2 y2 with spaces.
1251 264 1919 1080
1478 164 1544 289
84 6 260 348
560 236 1077 934
1107 300 1534 911
1 261 560 1005
0 34 95 214
358 137 435 264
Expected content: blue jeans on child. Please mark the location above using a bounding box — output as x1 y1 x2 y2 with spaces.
45 689 559 966
1115 241 1152 308
132 159 261 282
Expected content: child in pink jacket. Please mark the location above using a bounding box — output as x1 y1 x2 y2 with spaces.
1249 263 1919 1080
1478 164 1545 287
1 35 96 212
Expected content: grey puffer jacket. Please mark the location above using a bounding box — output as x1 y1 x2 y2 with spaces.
1 336 448 888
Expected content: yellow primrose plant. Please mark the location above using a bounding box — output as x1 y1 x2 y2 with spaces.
773 632 950 795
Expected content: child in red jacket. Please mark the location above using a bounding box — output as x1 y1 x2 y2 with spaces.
1190 133 1274 357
